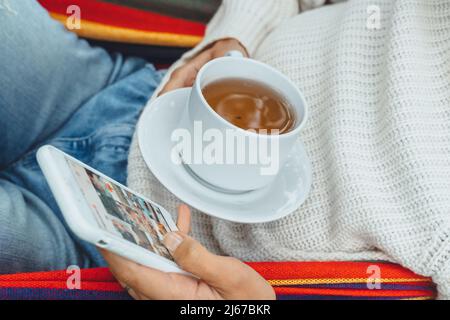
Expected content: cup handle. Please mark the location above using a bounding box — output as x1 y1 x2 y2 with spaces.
225 50 245 58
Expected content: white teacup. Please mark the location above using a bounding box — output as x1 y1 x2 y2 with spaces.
174 56 308 193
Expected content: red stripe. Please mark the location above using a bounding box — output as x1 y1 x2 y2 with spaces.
275 287 434 298
0 263 434 297
37 0 206 36
0 268 114 282
1 263 431 283
0 280 123 292
246 261 431 281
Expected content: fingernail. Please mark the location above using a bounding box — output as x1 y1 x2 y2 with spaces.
164 233 183 254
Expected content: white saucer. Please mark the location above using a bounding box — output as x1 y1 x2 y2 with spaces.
138 88 312 223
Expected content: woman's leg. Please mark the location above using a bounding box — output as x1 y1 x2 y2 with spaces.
0 0 150 273
0 0 143 168
0 180 92 273
0 65 163 272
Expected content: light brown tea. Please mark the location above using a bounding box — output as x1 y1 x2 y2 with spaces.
202 78 297 134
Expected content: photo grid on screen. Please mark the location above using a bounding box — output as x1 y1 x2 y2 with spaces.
67 158 174 261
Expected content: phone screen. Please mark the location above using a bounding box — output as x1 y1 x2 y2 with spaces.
65 156 175 261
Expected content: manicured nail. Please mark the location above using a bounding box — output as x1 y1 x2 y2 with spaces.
164 232 183 253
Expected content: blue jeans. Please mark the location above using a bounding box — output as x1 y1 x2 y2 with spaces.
0 1 164 272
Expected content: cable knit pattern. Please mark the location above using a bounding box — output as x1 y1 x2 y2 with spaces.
127 0 450 299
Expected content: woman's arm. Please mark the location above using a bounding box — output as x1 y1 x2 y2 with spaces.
196 0 299 57
157 0 299 96
198 0 344 54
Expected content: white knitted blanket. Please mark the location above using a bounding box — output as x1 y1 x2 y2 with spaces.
128 0 450 298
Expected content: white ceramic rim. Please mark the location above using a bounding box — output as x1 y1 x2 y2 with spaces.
194 57 309 140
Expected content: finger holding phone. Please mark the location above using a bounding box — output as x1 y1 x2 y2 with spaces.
102 204 275 300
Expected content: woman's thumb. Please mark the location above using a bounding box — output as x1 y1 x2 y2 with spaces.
163 232 228 284
163 231 276 299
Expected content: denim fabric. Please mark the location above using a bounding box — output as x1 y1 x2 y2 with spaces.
1 66 164 271
0 0 164 272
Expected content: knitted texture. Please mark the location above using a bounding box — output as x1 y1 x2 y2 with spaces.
127 0 450 299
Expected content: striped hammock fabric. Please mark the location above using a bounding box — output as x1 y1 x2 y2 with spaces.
0 262 436 300
37 0 209 47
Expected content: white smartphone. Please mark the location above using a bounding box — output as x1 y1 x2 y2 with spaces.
37 145 185 274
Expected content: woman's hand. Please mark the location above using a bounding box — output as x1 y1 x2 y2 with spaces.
158 38 248 96
101 205 275 300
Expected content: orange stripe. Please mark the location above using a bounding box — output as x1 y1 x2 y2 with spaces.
269 278 432 286
50 13 203 47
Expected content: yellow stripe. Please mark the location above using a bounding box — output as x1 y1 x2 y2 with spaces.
402 297 434 300
269 278 431 286
50 13 203 47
